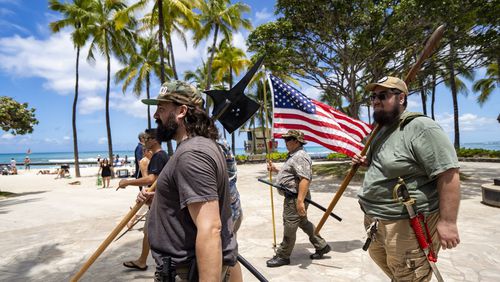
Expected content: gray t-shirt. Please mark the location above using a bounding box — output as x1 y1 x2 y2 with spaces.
358 111 459 219
148 136 237 267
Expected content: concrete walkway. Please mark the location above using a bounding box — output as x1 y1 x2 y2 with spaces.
1 161 499 281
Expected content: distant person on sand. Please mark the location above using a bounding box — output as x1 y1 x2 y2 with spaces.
10 158 17 175
98 159 113 188
24 156 31 171
116 128 169 271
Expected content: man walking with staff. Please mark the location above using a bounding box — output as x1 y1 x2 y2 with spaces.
266 129 330 267
352 76 460 281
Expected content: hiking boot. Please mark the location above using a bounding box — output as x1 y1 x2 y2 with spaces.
266 256 290 267
310 244 331 259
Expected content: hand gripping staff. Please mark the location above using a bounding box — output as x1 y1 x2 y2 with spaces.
314 25 446 235
258 178 342 222
393 178 444 282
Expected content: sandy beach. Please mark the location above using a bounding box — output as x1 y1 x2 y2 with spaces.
1 161 499 281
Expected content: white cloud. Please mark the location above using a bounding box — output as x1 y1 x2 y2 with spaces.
110 91 151 119
0 31 119 97
79 96 105 114
171 30 204 64
63 136 70 140
255 8 272 24
98 137 107 144
302 86 322 101
1 133 15 139
232 32 247 53
435 112 496 133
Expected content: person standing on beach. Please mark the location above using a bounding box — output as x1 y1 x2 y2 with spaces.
351 76 460 281
134 132 146 187
137 80 237 281
24 156 30 171
98 159 112 188
117 128 168 271
266 129 330 268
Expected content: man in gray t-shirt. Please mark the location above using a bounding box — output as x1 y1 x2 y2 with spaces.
138 80 236 282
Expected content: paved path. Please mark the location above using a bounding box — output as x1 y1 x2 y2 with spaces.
1 161 499 281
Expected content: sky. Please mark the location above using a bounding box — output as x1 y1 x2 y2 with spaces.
0 0 499 154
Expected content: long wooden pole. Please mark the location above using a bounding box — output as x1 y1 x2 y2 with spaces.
71 182 157 281
315 25 446 235
262 66 277 249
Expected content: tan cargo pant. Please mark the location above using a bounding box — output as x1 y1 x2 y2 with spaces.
364 212 441 282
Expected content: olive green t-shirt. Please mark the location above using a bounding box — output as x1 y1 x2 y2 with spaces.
358 111 459 219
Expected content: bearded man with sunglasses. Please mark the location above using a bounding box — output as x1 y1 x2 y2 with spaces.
266 129 330 267
352 76 460 281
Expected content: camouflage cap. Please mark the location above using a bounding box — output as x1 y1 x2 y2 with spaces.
282 129 307 144
365 76 408 95
142 80 204 107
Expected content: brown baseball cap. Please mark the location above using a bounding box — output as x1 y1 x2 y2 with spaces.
282 129 307 144
142 80 204 107
365 76 408 94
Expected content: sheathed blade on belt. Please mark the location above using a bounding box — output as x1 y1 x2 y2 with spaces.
204 56 264 134
258 178 342 222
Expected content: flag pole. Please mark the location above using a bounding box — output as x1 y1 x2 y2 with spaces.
314 24 446 235
71 181 157 281
262 65 277 250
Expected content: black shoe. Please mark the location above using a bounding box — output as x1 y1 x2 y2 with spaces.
310 244 331 259
266 256 290 267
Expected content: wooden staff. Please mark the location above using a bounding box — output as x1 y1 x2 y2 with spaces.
315 24 446 235
71 182 157 281
262 66 277 249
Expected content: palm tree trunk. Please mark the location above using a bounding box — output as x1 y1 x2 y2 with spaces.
157 0 174 156
449 43 460 149
73 46 81 177
168 36 178 80
205 23 219 113
349 69 358 118
431 73 436 120
105 51 114 165
367 104 371 124
146 74 151 129
419 78 427 115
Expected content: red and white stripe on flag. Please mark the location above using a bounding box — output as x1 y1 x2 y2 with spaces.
268 73 372 157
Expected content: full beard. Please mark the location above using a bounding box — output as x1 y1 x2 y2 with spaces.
156 112 178 142
373 104 401 126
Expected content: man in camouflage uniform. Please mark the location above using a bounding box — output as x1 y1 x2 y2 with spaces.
266 129 331 267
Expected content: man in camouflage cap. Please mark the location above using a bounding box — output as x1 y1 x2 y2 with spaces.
266 129 330 267
138 80 237 281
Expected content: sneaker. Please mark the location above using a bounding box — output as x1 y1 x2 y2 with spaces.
310 244 331 259
266 256 290 267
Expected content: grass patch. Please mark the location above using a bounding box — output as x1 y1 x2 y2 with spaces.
313 162 367 182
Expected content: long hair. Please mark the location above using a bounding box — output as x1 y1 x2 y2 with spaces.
183 106 219 141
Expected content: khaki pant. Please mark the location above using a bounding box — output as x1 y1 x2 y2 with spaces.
364 212 441 282
276 194 328 259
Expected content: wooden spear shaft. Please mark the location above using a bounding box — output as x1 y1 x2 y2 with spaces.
71 182 157 282
314 24 446 235
262 66 277 249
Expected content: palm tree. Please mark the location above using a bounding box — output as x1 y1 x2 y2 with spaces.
193 0 252 109
212 38 250 153
84 0 137 163
49 0 92 178
115 34 170 128
473 62 498 106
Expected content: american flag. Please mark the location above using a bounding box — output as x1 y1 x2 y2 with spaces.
268 74 372 157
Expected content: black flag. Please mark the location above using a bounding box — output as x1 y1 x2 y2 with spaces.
205 56 264 134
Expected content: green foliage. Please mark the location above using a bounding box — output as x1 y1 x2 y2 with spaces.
0 96 39 135
268 152 288 161
235 154 248 162
457 148 500 158
313 162 367 182
326 152 348 160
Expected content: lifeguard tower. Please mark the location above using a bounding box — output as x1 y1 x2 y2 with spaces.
241 127 278 155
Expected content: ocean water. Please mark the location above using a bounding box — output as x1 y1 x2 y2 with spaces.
1 142 499 169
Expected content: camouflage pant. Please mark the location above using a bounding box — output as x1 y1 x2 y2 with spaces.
276 194 328 259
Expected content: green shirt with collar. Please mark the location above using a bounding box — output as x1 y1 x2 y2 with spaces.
358 111 459 219
277 146 312 194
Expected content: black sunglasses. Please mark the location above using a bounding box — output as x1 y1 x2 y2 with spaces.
283 137 295 142
369 89 401 101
